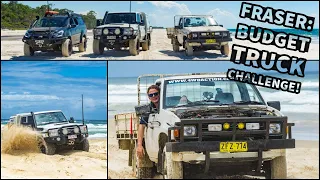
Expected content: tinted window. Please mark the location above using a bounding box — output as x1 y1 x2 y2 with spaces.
105 13 136 24
77 17 84 25
136 14 141 23
21 117 27 123
73 18 79 25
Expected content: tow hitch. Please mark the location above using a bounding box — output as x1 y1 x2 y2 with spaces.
68 140 75 145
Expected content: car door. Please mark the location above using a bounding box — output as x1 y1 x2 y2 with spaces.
72 17 81 44
138 13 146 40
144 112 160 161
177 18 184 44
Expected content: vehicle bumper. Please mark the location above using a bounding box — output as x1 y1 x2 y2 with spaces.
186 37 232 47
94 34 137 45
166 139 295 153
44 133 88 146
22 37 67 50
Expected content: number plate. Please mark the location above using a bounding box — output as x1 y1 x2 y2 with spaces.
35 40 44 44
205 39 216 43
220 142 248 152
107 36 116 40
68 135 77 139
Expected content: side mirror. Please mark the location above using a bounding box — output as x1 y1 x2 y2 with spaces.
219 24 223 27
69 117 74 123
267 101 281 111
96 19 101 26
36 16 40 20
70 24 77 28
149 26 153 32
36 128 44 131
135 104 151 116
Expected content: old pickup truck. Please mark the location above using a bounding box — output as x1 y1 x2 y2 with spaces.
166 15 232 56
114 73 295 179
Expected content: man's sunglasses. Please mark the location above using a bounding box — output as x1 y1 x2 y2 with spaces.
148 92 159 97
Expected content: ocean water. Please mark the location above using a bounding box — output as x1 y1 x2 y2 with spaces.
108 71 319 141
228 28 319 44
1 119 107 139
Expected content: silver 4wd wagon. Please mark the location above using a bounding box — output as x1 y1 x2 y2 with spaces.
93 11 152 56
114 73 295 179
10 110 89 155
167 15 232 56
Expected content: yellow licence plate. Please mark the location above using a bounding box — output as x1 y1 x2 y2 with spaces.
220 142 248 152
205 39 216 43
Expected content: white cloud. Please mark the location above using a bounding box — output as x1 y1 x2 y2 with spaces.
1 94 60 101
149 1 191 15
207 8 237 28
137 1 144 4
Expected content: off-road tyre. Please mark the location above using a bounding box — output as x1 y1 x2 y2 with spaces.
39 140 56 155
132 147 153 179
78 37 87 52
163 146 183 179
24 43 34 56
93 39 104 55
185 42 193 56
265 155 287 179
129 37 140 56
220 44 230 56
62 39 72 57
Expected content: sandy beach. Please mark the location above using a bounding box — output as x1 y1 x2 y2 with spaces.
107 118 319 179
1 29 319 60
1 138 107 179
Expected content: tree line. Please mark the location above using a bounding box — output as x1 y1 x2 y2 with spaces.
1 1 98 29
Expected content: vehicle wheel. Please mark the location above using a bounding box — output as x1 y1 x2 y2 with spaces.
185 42 193 56
132 147 153 178
265 155 287 179
93 39 104 55
141 40 149 51
62 39 73 57
78 37 87 52
172 39 180 52
39 140 56 155
129 37 140 56
220 44 230 56
163 146 183 179
24 43 34 56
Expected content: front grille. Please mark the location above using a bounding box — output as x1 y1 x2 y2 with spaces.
197 31 228 39
32 31 51 39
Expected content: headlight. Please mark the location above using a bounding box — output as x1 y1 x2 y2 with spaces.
269 123 281 134
74 126 80 134
48 129 59 137
123 28 133 35
192 33 198 38
114 28 121 35
24 31 31 38
79 125 87 133
222 32 228 37
103 28 109 35
215 32 221 36
246 123 260 130
94 28 102 35
62 128 68 135
184 125 196 136
52 30 64 38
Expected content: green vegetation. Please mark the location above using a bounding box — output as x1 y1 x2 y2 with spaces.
1 1 98 29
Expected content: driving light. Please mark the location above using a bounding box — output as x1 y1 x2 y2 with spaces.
201 32 207 36
103 28 109 35
246 123 260 130
223 123 230 130
123 36 127 40
174 129 180 138
223 32 228 37
192 33 198 38
42 133 49 138
74 127 79 134
48 129 59 137
114 28 121 35
269 123 281 134
62 128 68 135
208 124 222 131
238 122 245 130
94 28 102 35
184 125 196 136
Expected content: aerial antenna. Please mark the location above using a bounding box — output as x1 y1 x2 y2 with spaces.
129 1 131 28
47 1 52 40
82 94 85 125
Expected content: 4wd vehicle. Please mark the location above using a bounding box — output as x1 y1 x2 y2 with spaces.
166 15 232 56
114 73 295 179
22 11 88 57
9 110 89 155
93 11 152 55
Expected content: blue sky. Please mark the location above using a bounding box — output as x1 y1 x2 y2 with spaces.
8 1 319 28
108 61 319 78
1 61 107 120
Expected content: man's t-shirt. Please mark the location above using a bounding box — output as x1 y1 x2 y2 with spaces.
139 102 157 125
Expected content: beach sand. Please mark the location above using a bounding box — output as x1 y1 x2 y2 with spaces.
1 29 319 60
1 138 107 179
107 118 319 179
